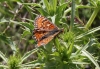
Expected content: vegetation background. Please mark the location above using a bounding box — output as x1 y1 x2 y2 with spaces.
0 0 100 69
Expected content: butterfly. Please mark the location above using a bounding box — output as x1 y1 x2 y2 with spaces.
33 15 63 47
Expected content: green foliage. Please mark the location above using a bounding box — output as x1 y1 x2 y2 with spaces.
8 56 20 69
0 0 100 69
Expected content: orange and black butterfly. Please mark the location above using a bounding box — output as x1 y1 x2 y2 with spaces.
33 15 63 47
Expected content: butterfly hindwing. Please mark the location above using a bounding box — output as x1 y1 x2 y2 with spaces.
33 30 47 42
37 31 60 47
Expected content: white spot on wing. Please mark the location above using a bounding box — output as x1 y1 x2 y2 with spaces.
47 24 50 26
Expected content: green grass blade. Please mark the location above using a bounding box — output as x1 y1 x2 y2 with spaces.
20 48 38 64
76 26 100 39
42 0 50 13
0 51 8 63
52 0 57 12
85 8 99 29
0 34 17 53
0 65 8 68
82 50 100 69
75 45 100 69
70 0 75 31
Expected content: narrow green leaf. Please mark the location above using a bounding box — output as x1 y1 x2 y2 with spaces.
76 26 100 39
0 34 16 52
10 20 34 31
52 0 57 12
22 3 41 7
57 3 68 16
20 23 34 31
42 0 50 13
22 30 31 38
82 50 100 69
75 39 95 56
0 51 8 63
75 45 100 69
85 8 99 29
36 8 48 16
21 62 41 68
20 48 38 64
0 65 8 68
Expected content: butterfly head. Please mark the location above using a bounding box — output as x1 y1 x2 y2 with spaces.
59 28 64 33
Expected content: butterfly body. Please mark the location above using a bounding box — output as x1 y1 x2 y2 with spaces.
33 15 63 47
40 28 63 41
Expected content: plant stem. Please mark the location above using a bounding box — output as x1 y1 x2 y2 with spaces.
70 0 75 31
85 8 99 29
67 0 75 58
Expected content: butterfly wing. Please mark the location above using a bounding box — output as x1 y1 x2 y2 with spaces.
33 15 57 42
37 30 61 47
33 30 47 42
34 15 58 31
33 15 63 47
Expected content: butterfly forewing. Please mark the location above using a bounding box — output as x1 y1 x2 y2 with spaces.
34 15 58 31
